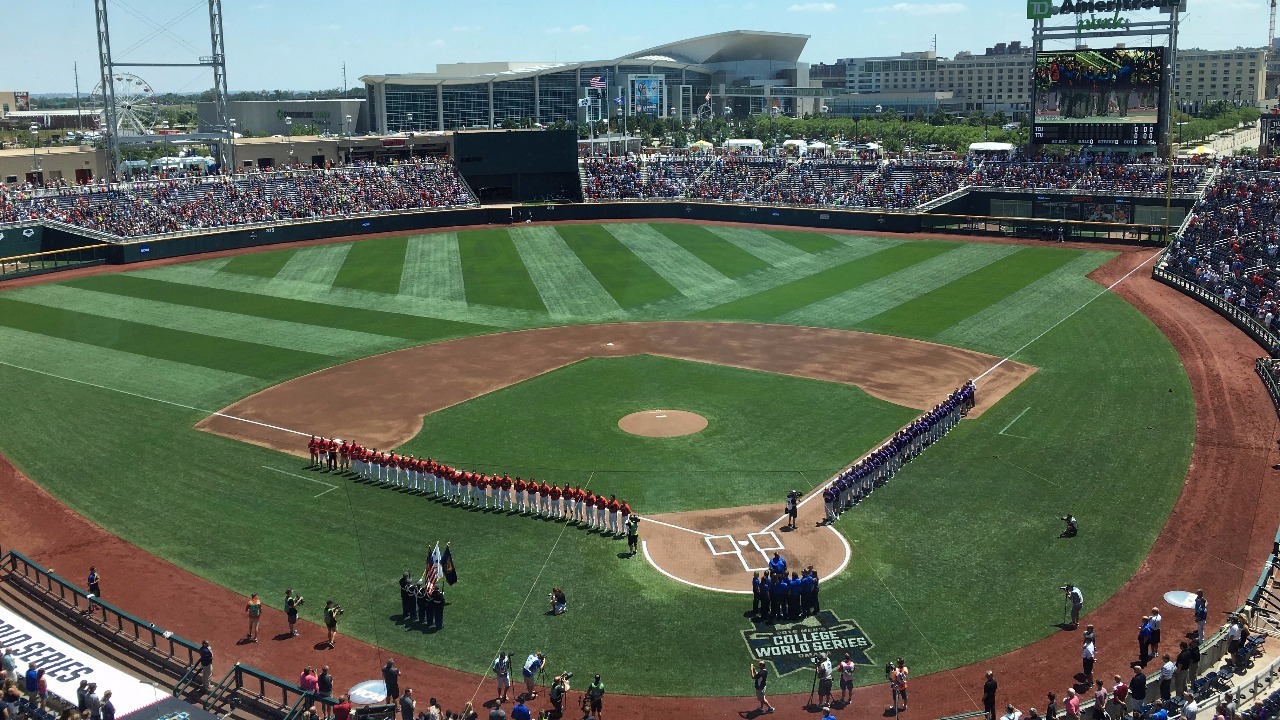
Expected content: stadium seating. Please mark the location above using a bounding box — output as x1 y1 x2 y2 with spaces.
1162 159 1280 338
0 160 477 239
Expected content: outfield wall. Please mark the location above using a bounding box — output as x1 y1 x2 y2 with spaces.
10 200 1180 273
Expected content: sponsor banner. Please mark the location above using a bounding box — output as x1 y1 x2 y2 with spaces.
0 602 164 715
742 610 874 676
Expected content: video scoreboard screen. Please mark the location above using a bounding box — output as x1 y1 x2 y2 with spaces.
1032 47 1164 146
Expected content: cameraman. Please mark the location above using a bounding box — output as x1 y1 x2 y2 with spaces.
586 674 604 717
522 652 545 700
815 654 833 707
1063 585 1084 629
548 673 569 717
324 600 343 648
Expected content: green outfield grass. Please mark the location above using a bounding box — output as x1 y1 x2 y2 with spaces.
0 222 1194 696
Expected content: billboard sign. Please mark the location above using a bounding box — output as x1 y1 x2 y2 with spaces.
630 75 663 116
1032 47 1164 146
14 92 29 112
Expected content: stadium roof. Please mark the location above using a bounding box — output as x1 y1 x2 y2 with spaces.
621 30 809 65
360 30 810 86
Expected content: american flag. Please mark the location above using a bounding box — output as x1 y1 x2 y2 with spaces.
589 76 606 89
423 541 443 592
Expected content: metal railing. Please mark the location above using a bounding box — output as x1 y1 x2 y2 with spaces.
1257 359 1280 418
0 243 111 281
1150 264 1280 355
1 548 335 719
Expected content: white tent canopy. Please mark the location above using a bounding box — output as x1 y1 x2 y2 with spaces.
725 138 764 152
969 141 1016 154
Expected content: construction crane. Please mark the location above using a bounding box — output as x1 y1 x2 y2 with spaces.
1271 0 1277 60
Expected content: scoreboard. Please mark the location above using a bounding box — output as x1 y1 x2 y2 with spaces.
1032 47 1165 147
1032 122 1159 146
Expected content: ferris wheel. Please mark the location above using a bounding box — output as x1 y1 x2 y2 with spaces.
696 103 713 123
90 72 160 136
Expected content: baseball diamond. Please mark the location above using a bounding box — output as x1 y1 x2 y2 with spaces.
0 221 1203 709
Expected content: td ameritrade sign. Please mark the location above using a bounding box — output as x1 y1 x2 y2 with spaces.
1029 0 1185 19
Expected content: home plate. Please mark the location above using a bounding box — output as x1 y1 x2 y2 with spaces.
738 540 749 546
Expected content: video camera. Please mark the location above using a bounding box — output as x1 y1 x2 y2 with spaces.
295 596 306 607
332 605 345 616
563 671 573 680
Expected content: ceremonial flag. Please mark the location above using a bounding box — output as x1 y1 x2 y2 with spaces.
614 95 623 106
442 543 458 585
588 76 606 89
577 97 591 108
705 90 712 102
423 541 442 591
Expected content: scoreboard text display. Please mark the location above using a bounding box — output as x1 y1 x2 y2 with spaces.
1032 47 1164 146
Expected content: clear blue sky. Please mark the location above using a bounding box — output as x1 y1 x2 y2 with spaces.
0 0 1269 94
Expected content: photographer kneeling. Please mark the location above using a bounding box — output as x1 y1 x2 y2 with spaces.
549 588 567 616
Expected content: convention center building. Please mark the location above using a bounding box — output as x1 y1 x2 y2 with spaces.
360 30 839 133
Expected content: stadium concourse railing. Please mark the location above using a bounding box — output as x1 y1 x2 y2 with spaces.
0 549 336 720
1150 257 1280 356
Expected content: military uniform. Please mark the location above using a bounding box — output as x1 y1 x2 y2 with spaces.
399 573 415 621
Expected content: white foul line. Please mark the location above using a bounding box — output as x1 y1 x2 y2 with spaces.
639 515 714 538
0 359 312 438
975 247 1164 384
261 466 339 497
999 407 1031 438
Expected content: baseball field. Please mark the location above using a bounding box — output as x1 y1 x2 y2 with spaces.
0 221 1194 697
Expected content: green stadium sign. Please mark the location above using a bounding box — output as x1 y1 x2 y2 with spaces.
1029 0 1184 19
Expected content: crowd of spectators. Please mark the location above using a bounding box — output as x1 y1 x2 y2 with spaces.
1163 159 1280 336
0 159 477 238
971 157 1207 194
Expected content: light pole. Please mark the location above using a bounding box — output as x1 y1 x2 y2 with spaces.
406 112 414 133
285 116 294 166
345 114 352 136
29 123 40 178
228 118 237 175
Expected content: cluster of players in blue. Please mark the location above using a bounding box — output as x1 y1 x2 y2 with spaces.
751 553 822 623
820 381 976 524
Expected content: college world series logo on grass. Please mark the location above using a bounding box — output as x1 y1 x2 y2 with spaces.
743 610 875 675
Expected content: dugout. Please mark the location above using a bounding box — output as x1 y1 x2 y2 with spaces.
451 129 582 203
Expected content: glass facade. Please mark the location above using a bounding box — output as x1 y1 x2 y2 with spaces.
538 71 580 125
492 77 534 125
441 83 491 130
385 84 441 132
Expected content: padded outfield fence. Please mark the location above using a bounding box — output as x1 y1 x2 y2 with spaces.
0 549 335 720
0 244 111 281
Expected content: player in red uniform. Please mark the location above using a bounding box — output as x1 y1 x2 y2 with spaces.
326 438 339 472
582 490 598 529
539 480 552 516
308 436 320 467
593 492 608 529
513 477 527 513
500 474 513 511
619 498 632 534
571 485 584 523
606 495 622 535
549 484 563 519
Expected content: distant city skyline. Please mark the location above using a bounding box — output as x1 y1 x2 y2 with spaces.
0 0 1270 94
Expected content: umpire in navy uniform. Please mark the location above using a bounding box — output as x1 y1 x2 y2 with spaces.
398 572 415 622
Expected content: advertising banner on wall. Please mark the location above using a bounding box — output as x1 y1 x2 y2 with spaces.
630 75 663 116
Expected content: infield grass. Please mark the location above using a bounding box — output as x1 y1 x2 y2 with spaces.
0 222 1193 697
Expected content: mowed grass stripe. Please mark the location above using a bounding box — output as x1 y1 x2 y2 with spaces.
649 223 769 278
937 252 1114 354
331 236 409 294
554 225 680 308
399 233 466 303
64 274 489 342
457 229 546 312
274 244 352 286
0 298 334 380
858 247 1084 337
219 249 297 278
601 224 729 296
764 229 843 254
510 226 621 317
704 226 808 265
780 243 1023 329
11 284 401 358
0 325 262 409
694 241 956 321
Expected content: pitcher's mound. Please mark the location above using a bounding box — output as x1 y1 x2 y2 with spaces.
618 410 708 438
